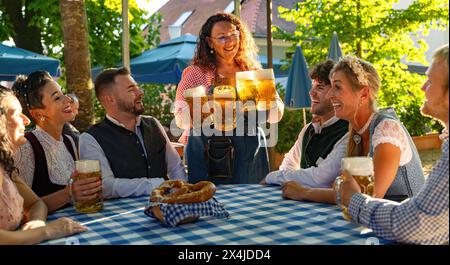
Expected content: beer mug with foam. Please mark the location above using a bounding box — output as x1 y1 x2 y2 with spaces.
340 157 374 220
236 70 258 110
183 85 211 128
213 85 236 131
254 69 276 110
74 160 103 213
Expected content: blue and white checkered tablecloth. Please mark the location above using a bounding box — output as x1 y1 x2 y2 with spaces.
42 184 393 245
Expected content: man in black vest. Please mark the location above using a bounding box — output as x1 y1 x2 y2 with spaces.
261 60 349 199
79 67 186 199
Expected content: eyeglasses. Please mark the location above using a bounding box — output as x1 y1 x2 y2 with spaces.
210 31 240 44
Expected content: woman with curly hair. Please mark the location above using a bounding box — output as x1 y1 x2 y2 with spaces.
0 85 85 244
174 12 284 184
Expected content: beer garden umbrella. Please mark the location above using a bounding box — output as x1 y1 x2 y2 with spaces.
327 31 343 61
0 43 60 81
284 45 312 126
92 34 289 84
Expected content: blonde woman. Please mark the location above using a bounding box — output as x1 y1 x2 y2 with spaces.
282 56 425 203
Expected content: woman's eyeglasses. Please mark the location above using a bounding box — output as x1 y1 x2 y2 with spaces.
210 31 240 44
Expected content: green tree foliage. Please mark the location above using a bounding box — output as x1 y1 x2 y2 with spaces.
0 0 156 67
274 0 448 137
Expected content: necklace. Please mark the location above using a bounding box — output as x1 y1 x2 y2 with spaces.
353 113 376 145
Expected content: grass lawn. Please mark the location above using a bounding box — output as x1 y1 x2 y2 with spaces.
419 148 442 177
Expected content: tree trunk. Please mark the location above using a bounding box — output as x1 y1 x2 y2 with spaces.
2 0 43 53
60 0 94 131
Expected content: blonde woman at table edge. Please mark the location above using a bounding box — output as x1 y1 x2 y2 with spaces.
0 86 86 245
281 56 425 204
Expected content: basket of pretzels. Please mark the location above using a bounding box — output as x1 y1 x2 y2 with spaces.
144 180 229 227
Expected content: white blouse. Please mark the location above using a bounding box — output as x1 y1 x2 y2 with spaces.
13 126 76 187
372 119 412 166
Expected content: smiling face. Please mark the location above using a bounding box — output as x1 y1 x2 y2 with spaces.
309 79 334 116
30 80 73 126
112 74 145 116
421 58 449 122
2 94 31 148
207 21 240 61
328 70 364 121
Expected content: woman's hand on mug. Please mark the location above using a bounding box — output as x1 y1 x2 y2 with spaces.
44 217 87 240
70 171 102 202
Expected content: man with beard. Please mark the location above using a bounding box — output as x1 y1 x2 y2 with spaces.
261 60 349 199
79 67 186 199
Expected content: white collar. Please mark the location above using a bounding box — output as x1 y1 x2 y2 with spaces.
106 114 142 130
35 125 63 143
312 116 341 134
356 112 376 135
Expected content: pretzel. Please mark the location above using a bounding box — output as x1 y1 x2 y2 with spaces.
151 180 216 204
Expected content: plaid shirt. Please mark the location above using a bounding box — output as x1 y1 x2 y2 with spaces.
348 138 449 245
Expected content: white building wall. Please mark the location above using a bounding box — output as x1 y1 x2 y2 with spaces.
394 0 449 65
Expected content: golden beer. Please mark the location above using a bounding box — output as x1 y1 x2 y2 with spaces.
213 85 236 131
340 157 374 221
236 71 258 110
74 160 103 214
254 69 276 110
183 86 211 128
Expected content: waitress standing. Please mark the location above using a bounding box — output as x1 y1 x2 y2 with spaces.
174 13 284 184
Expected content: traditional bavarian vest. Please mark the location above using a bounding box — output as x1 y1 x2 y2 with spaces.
86 116 168 180
300 119 349 168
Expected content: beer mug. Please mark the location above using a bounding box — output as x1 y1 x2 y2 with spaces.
183 85 211 128
213 85 236 132
254 69 277 110
236 70 258 110
74 160 103 213
340 157 374 220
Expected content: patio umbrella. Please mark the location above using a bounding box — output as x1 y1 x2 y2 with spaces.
327 31 343 61
92 34 289 84
284 45 312 126
92 34 196 84
0 43 60 81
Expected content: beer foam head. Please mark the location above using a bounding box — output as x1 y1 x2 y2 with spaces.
76 160 100 173
341 157 373 176
214 88 236 98
254 69 274 79
236 70 255 80
183 85 206 97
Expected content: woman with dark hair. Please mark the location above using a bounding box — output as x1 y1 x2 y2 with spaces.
174 13 284 184
0 86 86 244
12 71 101 212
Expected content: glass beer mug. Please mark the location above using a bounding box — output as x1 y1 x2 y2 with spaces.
236 70 258 110
213 85 236 132
339 157 374 220
183 85 211 128
74 160 103 213
254 69 277 111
